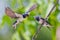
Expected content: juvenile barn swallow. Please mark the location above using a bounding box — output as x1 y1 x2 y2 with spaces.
35 16 51 27
5 4 37 29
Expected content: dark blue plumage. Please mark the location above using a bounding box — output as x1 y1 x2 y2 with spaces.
22 14 29 18
35 16 40 21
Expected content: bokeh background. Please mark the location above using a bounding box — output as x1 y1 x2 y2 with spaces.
0 0 60 40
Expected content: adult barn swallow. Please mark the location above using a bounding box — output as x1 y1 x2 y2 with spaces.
5 4 37 29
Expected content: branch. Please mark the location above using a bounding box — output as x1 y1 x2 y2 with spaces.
45 4 56 19
32 24 43 40
45 0 59 19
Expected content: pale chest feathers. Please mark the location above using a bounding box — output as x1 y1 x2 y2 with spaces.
39 19 51 27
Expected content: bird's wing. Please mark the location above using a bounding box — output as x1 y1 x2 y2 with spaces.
5 7 22 18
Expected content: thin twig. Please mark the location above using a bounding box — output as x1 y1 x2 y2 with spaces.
45 4 56 19
32 24 43 40
32 20 46 40
45 0 59 19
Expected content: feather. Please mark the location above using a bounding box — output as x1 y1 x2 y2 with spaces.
5 7 19 18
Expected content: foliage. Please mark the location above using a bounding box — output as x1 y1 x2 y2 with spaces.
0 0 60 40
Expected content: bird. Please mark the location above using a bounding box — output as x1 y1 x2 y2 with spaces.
35 16 51 27
5 4 37 29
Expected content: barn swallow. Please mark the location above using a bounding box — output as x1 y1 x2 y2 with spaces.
5 4 37 29
35 16 51 27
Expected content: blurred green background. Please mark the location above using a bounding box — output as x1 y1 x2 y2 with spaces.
0 0 60 40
